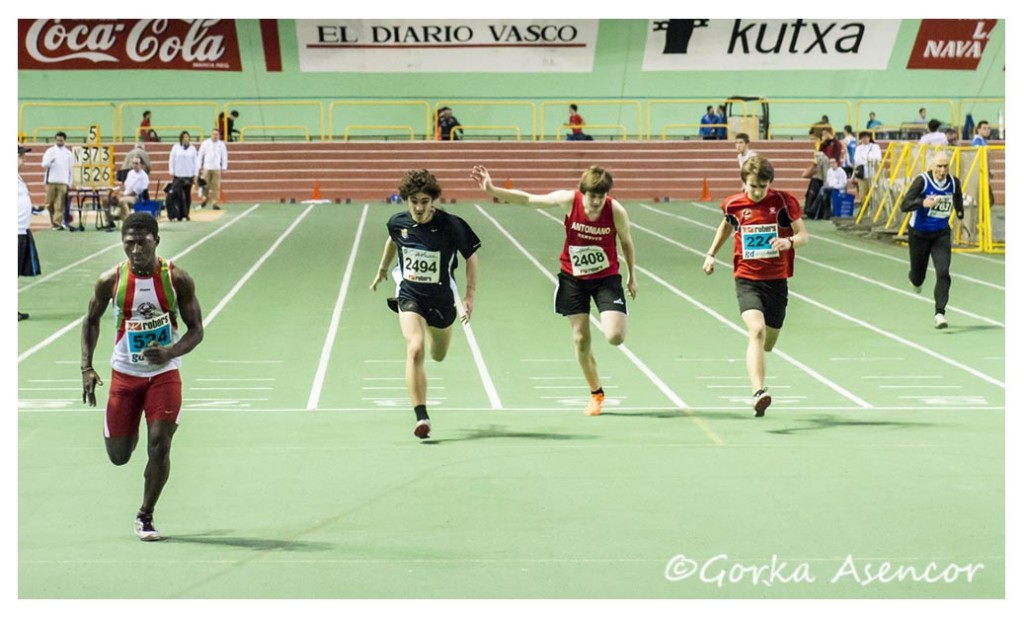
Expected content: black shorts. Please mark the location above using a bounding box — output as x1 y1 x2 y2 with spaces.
18 231 41 277
554 271 627 316
735 277 788 329
395 293 457 329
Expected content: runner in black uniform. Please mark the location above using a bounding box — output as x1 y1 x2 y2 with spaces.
370 169 481 439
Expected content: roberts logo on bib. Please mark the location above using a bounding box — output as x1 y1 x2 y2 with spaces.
740 224 780 260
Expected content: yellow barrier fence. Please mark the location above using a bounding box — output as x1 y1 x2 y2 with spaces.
330 101 430 141
541 100 640 141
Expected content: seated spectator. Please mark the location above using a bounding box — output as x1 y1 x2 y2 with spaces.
566 104 593 141
919 119 948 146
808 158 848 220
971 120 991 146
699 106 717 140
105 156 149 230
437 107 463 141
139 110 159 142
117 142 152 182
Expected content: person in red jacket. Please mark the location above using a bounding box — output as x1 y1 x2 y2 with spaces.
703 155 810 417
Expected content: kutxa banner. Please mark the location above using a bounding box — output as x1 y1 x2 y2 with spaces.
642 19 900 71
18 19 242 71
295 19 599 73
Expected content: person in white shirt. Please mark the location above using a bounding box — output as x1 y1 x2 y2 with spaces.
168 131 200 221
735 132 757 169
853 132 882 202
105 156 150 230
19 145 42 321
41 131 74 230
919 119 948 146
197 129 228 210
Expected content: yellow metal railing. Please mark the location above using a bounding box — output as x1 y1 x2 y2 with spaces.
238 125 311 142
647 99 750 141
855 99 955 135
330 101 431 141
957 98 1005 136
118 102 219 142
764 98 852 137
143 125 206 142
559 123 628 141
437 101 537 141
447 125 523 141
226 101 324 142
541 100 640 141
20 102 117 143
31 125 92 142
342 125 415 142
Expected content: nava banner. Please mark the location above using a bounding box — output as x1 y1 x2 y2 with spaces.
906 19 998 70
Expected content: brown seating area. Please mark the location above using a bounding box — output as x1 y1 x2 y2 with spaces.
18 140 1004 206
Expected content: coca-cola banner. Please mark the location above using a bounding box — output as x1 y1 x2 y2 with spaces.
906 19 998 70
18 19 243 71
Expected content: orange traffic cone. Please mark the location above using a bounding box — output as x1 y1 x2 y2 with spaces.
700 177 711 202
504 178 512 189
313 180 322 200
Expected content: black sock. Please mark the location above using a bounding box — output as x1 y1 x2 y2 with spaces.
137 507 153 519
591 387 604 396
414 405 429 421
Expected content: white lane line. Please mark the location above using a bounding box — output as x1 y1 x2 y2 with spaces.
640 203 1004 324
189 387 274 391
637 265 874 409
306 204 368 411
18 242 123 292
195 378 277 382
18 204 262 364
476 205 690 411
204 204 317 326
207 360 284 364
879 385 962 389
454 293 503 410
631 218 1004 390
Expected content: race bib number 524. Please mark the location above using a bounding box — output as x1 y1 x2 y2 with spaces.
125 313 172 364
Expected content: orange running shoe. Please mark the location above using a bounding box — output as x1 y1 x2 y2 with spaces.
585 392 605 416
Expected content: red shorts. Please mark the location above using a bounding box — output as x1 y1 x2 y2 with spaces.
104 369 182 438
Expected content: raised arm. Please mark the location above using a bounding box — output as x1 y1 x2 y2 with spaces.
81 270 117 406
611 200 637 299
471 165 575 215
370 237 398 291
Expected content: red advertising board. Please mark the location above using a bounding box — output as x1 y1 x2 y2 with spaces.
18 19 242 71
906 19 997 70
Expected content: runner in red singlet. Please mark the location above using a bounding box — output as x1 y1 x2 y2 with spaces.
471 164 637 416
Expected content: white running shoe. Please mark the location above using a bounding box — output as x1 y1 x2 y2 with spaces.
752 388 772 417
134 515 162 541
934 313 948 329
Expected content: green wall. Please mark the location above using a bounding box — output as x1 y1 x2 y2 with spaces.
18 19 1005 142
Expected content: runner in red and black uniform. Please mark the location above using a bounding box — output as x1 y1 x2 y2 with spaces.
471 164 637 417
703 155 809 417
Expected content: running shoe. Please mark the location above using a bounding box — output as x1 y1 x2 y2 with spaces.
585 392 605 416
752 388 772 417
414 419 431 439
934 313 948 329
134 514 162 541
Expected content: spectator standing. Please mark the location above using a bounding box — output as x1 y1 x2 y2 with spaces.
19 145 41 321
140 110 159 142
899 151 964 328
567 104 592 141
853 131 882 201
218 110 241 143
818 127 844 164
866 112 882 131
842 125 857 169
197 129 228 210
168 131 199 221
715 105 728 139
699 106 717 140
41 131 73 231
437 107 463 141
